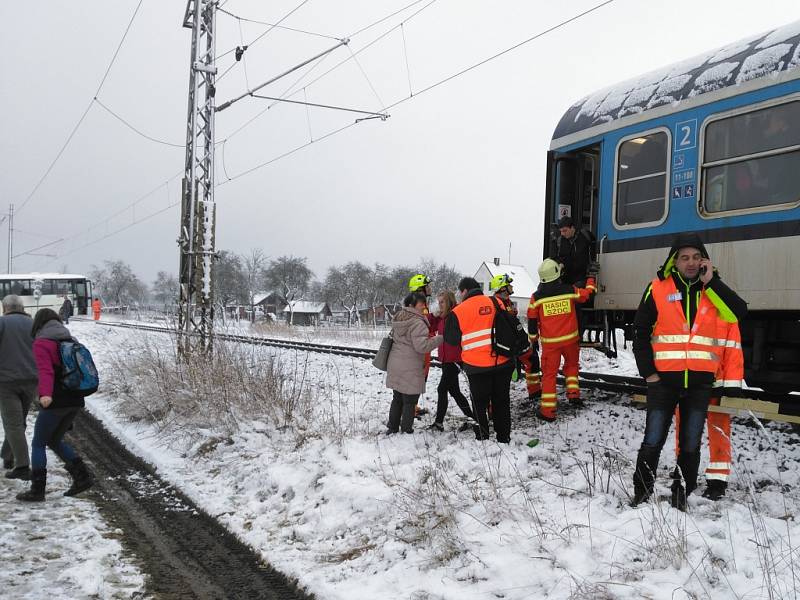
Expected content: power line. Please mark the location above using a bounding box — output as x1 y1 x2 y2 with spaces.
46 1 615 262
218 1 614 185
216 0 437 140
218 6 339 41
215 0 313 62
386 0 615 110
16 0 144 216
94 98 184 148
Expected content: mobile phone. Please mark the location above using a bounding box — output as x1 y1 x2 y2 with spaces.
699 265 707 276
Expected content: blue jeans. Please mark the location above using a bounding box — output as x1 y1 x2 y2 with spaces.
31 408 80 471
634 381 711 496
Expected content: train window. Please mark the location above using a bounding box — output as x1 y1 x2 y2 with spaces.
702 100 800 214
614 131 669 226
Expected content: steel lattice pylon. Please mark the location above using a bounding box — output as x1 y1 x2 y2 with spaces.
179 0 217 356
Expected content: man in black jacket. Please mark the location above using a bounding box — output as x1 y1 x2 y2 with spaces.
631 233 747 510
553 216 593 286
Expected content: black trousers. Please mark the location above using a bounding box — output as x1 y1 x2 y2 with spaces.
435 363 473 424
387 391 420 434
467 365 513 443
633 382 712 497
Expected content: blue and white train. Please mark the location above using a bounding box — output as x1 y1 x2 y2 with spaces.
546 21 800 392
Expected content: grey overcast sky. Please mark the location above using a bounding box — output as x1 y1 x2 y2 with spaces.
0 1 796 284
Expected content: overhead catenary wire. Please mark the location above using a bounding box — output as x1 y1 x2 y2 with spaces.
217 1 614 185
216 0 435 137
15 0 144 216
47 1 615 263
94 98 184 148
215 0 313 62
217 6 339 41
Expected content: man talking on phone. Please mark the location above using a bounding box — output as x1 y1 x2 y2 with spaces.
629 233 747 511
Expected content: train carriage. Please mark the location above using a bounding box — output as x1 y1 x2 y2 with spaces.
546 21 800 392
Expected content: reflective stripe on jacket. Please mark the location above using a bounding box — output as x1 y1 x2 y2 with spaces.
451 294 509 368
650 277 720 374
712 320 744 390
527 277 595 348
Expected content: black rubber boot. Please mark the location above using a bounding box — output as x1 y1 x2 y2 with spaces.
670 479 687 512
702 479 727 501
17 469 46 502
64 457 95 497
631 447 659 507
5 466 31 480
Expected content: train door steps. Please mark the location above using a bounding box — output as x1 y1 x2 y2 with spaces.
70 410 316 600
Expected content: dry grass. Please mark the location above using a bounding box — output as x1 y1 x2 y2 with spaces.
105 332 315 443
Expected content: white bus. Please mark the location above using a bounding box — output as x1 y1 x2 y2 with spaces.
0 273 93 317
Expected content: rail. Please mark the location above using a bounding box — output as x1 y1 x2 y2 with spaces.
80 318 800 423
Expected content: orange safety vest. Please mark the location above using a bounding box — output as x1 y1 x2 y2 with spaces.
527 277 595 348
650 277 720 374
92 300 101 313
452 294 509 368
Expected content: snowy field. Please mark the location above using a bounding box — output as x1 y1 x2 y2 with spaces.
0 413 147 600
75 320 800 599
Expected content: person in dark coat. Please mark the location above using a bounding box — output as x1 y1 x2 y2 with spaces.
0 295 38 480
553 216 593 286
630 233 747 511
58 296 73 324
17 309 95 502
427 290 473 431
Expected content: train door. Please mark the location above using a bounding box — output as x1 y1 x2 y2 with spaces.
544 144 617 356
545 144 600 258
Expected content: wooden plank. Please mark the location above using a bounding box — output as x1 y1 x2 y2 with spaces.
629 394 800 424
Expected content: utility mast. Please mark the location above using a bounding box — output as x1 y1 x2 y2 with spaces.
6 204 13 273
179 0 217 355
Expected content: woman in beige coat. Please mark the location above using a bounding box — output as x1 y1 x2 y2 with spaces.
386 292 442 434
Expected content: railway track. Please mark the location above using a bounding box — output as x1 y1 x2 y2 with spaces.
81 318 799 422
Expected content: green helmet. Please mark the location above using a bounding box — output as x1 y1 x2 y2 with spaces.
538 259 562 284
490 273 513 292
408 274 431 292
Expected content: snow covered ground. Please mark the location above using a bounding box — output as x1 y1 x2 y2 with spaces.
76 320 800 599
0 412 147 599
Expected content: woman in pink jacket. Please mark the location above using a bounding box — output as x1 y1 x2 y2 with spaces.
427 291 474 431
17 309 94 502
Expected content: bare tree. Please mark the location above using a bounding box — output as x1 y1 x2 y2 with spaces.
365 263 390 326
243 248 268 322
324 261 371 326
264 255 313 325
89 260 147 306
152 271 178 310
212 251 248 319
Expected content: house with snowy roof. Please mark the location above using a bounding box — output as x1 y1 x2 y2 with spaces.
473 258 537 318
281 301 332 326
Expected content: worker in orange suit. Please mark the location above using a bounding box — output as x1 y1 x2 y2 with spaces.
675 319 742 501
528 259 596 422
490 274 541 401
91 297 101 321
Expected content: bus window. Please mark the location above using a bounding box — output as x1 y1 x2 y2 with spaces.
614 131 669 226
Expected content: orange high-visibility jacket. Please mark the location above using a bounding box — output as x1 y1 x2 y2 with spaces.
451 294 510 369
91 299 101 313
713 320 744 391
650 277 720 374
527 277 596 348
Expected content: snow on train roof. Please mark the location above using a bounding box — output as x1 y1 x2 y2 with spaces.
552 21 800 145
